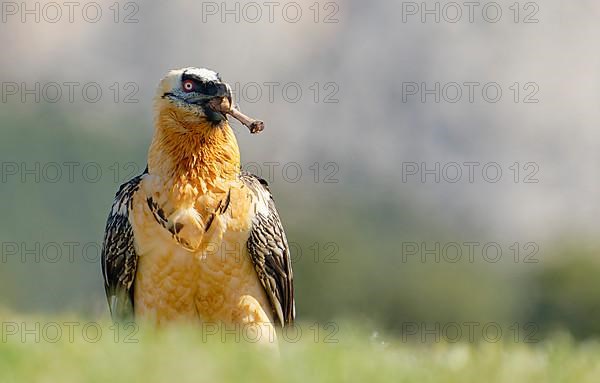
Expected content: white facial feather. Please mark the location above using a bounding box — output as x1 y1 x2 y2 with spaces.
182 67 220 82
167 67 220 82
159 67 222 99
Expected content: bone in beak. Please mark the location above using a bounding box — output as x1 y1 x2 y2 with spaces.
227 107 264 134
208 97 265 134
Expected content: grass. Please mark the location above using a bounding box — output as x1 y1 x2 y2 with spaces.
1 317 599 383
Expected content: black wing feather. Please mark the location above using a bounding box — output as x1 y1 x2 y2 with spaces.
101 172 145 322
241 172 295 326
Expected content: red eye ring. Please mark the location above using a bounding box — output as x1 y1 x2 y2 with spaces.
183 80 194 92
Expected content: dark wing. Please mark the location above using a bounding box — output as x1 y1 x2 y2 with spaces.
101 172 145 322
241 172 295 327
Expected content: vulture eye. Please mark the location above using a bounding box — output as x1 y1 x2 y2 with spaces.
182 80 195 92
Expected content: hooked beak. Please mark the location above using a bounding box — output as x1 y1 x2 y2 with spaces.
188 83 232 123
187 83 232 105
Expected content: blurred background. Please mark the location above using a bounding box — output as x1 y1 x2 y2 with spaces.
1 0 599 340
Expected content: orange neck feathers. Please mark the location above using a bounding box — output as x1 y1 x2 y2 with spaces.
148 107 241 197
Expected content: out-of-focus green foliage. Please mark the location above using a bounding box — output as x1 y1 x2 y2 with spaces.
1 316 600 383
528 247 600 339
